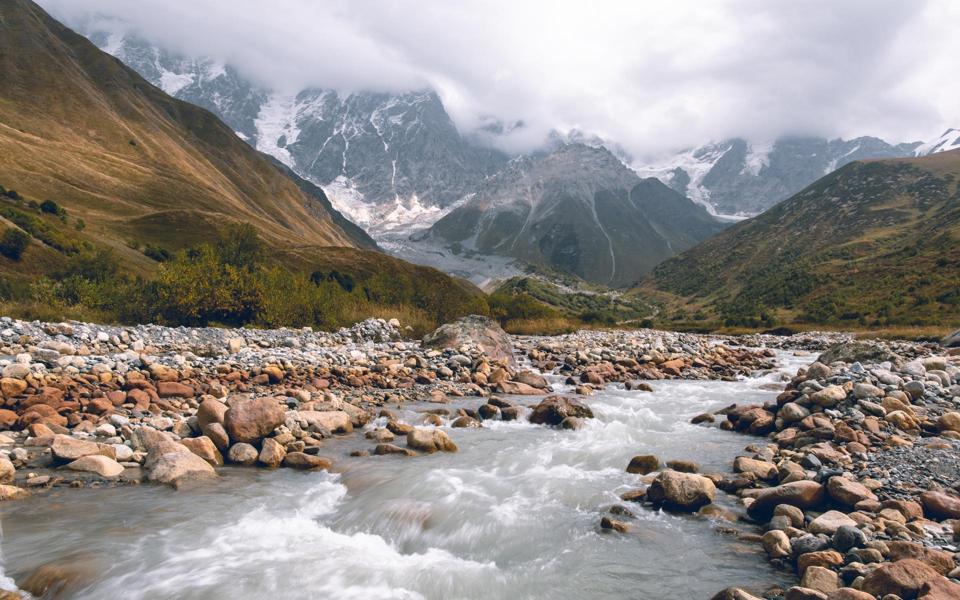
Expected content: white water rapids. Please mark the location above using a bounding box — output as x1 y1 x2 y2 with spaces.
0 351 812 599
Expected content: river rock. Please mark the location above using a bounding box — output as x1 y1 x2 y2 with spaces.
422 315 516 368
734 456 778 481
223 397 285 443
827 476 877 507
809 385 847 407
227 442 259 466
65 455 124 478
0 457 13 484
406 428 458 453
196 397 228 428
300 410 353 434
886 541 956 575
181 436 224 467
861 558 941 598
762 529 791 558
282 452 332 470
832 525 866 552
919 490 960 520
0 484 29 500
799 566 839 594
919 578 960 599
374 443 416 456
528 395 594 426
747 481 826 519
147 442 216 488
50 435 105 462
626 455 660 475
808 510 857 535
646 470 716 511
258 438 286 468
818 341 896 364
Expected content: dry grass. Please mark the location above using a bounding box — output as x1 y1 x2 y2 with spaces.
503 317 580 336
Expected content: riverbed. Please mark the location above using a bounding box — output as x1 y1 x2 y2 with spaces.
0 351 810 599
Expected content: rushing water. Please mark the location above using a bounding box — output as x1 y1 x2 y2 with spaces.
0 351 811 599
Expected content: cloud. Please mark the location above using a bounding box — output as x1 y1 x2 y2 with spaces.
39 0 960 157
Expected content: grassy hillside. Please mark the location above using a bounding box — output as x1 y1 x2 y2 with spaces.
0 0 489 334
0 0 375 261
639 150 960 330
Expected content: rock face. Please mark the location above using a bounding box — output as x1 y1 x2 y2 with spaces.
428 144 724 286
643 135 929 216
406 428 458 453
528 396 595 427
646 470 716 511
422 316 516 367
223 397 285 444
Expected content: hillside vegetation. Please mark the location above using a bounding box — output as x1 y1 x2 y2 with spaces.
640 150 960 330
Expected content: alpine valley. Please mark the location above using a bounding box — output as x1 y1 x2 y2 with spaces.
72 27 960 293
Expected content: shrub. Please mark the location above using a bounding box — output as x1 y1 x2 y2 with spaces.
143 244 171 262
0 228 31 260
40 199 65 217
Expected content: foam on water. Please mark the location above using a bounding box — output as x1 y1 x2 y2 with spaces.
0 350 810 599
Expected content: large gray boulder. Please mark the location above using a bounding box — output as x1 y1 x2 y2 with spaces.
942 329 960 348
817 341 897 365
422 315 516 367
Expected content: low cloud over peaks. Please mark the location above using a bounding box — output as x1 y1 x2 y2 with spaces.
40 0 960 156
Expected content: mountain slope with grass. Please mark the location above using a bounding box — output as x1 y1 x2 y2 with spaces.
0 0 490 333
640 150 960 328
0 0 376 265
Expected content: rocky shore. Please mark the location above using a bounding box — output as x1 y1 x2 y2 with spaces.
0 314 958 599
603 337 960 600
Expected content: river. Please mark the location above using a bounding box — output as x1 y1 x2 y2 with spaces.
0 350 811 599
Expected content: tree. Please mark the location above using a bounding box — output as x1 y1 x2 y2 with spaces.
40 199 65 217
215 223 265 270
0 228 30 260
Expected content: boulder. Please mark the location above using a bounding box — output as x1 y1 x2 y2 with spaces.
514 371 550 390
258 438 286 468
180 436 224 467
919 578 960 599
808 510 858 535
227 443 259 466
733 456 778 481
936 412 960 433
0 457 14 484
223 397 285 443
646 470 716 511
762 530 791 558
528 395 594 426
422 315 516 367
156 381 194 398
406 428 458 453
626 455 660 475
373 443 416 457
710 588 764 600
65 455 124 478
809 386 847 407
747 481 825 519
861 558 941 599
818 341 897 364
282 452 332 470
919 490 960 520
800 566 839 594
196 397 228 429
147 442 216 488
826 476 877 508
50 435 106 462
941 328 960 348
0 484 29 501
299 410 353 434
886 541 956 575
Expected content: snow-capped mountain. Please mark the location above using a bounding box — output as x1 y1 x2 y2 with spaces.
633 136 923 217
426 144 725 286
86 32 508 237
915 128 960 156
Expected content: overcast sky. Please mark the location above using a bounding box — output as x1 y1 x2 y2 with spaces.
41 0 960 158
